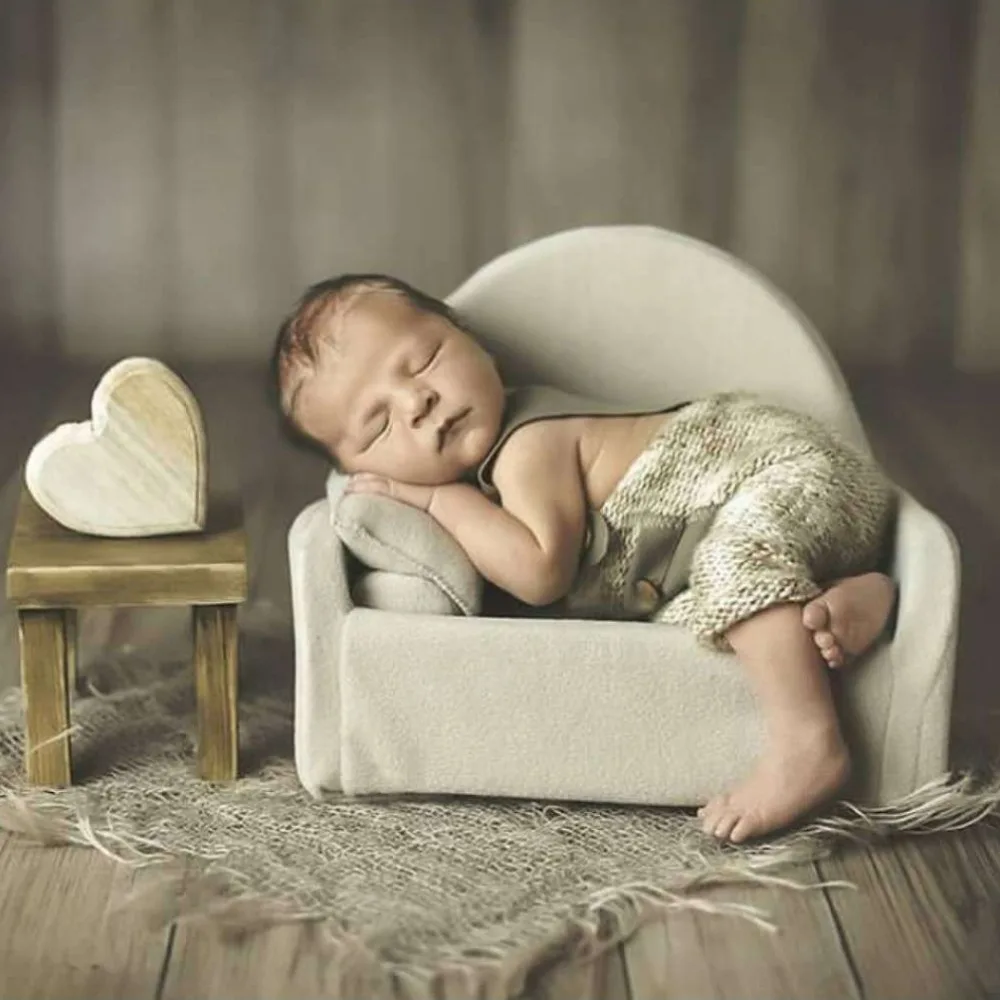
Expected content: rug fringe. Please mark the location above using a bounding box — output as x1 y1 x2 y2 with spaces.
1 767 998 1000
0 797 77 847
823 770 1000 837
373 769 1000 998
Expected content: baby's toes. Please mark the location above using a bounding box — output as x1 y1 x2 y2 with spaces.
699 796 726 835
812 630 845 667
729 813 762 844
814 630 836 652
712 808 742 842
824 646 846 668
802 598 830 632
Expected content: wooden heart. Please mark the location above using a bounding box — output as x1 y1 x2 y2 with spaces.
25 357 207 537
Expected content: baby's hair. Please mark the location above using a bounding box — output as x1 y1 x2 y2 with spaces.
268 273 465 456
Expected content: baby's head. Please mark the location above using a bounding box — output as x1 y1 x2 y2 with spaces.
271 274 506 485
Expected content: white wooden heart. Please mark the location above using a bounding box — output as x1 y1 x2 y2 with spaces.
25 357 207 537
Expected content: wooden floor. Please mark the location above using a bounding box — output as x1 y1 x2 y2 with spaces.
0 360 998 1000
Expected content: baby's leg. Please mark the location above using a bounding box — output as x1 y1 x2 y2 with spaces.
697 602 850 842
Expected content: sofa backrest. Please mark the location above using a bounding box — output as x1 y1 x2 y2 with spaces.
448 226 869 450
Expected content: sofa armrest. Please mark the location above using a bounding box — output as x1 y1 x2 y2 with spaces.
873 488 961 797
288 497 352 797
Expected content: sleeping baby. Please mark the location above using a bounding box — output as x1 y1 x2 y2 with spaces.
270 274 897 843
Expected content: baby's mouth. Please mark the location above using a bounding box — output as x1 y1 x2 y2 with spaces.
437 407 471 451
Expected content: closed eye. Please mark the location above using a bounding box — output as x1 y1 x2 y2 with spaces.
360 414 390 452
415 344 441 373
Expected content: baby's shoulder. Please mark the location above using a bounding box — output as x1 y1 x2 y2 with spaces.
493 415 586 475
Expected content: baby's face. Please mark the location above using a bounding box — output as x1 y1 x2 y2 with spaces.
291 293 506 485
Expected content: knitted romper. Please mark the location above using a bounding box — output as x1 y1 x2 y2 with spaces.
478 387 895 651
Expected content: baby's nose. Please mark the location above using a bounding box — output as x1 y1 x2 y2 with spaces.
406 385 438 426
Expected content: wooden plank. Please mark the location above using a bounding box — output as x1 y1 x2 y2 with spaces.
818 830 1000 999
780 0 975 367
533 944 631 1000
957 0 1000 372
0 1 57 358
899 0 975 368
849 370 1000 769
161 914 630 1000
7 489 247 608
54 0 171 359
507 0 696 245
18 608 71 786
248 0 296 343
806 0 916 365
462 0 514 272
731 0 826 293
673 0 744 249
169 0 263 359
193 603 239 781
0 833 169 999
622 865 860 999
286 0 475 298
159 917 359 1000
834 0 970 368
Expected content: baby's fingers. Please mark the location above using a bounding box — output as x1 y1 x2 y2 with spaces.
345 474 393 496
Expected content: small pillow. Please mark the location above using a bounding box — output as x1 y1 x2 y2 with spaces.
327 472 482 616
351 570 462 615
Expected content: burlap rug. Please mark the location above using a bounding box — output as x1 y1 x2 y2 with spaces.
1 609 998 1000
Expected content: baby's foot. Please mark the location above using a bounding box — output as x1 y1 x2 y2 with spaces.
801 572 896 669
697 727 850 843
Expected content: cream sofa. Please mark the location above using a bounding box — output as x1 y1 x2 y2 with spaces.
288 226 960 807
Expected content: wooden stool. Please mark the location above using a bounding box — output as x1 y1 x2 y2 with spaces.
5 487 247 786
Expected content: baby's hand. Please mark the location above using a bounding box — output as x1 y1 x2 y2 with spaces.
345 473 436 512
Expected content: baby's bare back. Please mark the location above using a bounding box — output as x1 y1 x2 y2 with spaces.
575 410 680 508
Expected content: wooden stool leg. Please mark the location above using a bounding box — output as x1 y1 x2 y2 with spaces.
65 609 79 695
19 608 73 786
193 604 239 780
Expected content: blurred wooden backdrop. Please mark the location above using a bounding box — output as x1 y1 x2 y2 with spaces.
0 0 997 369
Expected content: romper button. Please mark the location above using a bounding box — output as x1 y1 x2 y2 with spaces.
634 578 661 613
582 511 610 565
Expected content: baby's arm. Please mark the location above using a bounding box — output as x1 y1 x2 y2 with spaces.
427 420 587 605
348 420 587 605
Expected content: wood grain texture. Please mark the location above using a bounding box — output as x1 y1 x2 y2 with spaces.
6 488 246 608
170 0 263 360
286 0 478 299
1 1 997 368
958 0 1000 371
194 603 239 781
161 902 632 1000
160 917 369 1000
507 0 700 243
532 945 631 1000
17 608 72 786
0 833 170 1000
24 358 207 538
0 1 56 358
817 832 1000 999
846 367 1000 769
54 0 172 360
732 0 825 285
621 868 860 999
63 606 78 696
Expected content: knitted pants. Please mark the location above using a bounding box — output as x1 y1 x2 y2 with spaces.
562 393 895 651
